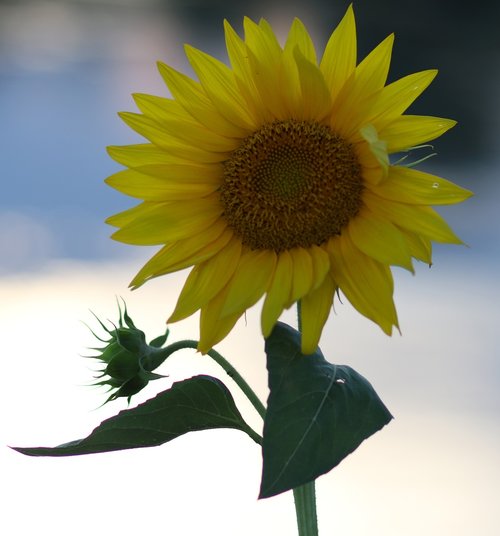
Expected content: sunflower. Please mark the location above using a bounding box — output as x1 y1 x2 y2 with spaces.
106 6 471 354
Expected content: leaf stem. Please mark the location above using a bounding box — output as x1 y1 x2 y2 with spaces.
161 340 267 420
293 482 318 536
293 301 319 536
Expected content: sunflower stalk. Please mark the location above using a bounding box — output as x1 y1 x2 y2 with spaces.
293 482 319 536
292 301 319 536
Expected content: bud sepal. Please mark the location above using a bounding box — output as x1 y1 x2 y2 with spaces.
87 301 170 403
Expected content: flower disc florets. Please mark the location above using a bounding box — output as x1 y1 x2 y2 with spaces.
221 120 363 252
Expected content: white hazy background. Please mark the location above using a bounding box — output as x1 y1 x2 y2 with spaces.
3 259 499 535
1 1 499 535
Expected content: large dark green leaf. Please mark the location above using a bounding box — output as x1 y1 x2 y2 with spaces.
14 375 260 457
260 322 393 498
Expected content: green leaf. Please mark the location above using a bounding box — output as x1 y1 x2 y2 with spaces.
13 375 260 457
259 322 393 499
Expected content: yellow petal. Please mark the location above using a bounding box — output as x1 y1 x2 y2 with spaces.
105 169 219 201
355 136 386 184
107 143 188 168
198 284 243 353
261 251 294 337
118 162 222 184
289 248 314 305
169 238 243 322
159 118 236 153
309 245 331 290
363 190 463 244
106 201 152 228
327 234 398 334
378 115 457 152
331 33 394 133
244 16 282 67
361 166 385 184
118 112 226 163
366 70 438 126
341 70 438 141
399 229 433 264
260 21 309 118
111 194 223 245
373 165 473 205
224 20 268 123
320 5 357 101
220 249 277 318
129 222 231 288
258 18 283 52
300 274 336 354
294 48 332 121
348 208 413 271
352 33 394 93
285 18 317 64
157 61 247 138
244 17 288 120
133 94 237 153
132 93 189 121
184 45 256 131
278 46 302 117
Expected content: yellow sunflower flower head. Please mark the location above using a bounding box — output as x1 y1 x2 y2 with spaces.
105 6 472 355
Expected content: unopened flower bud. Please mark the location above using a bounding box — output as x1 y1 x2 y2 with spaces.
87 301 170 403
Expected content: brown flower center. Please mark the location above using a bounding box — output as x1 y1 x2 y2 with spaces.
220 120 363 252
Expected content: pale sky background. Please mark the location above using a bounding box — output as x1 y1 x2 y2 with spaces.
1 1 499 535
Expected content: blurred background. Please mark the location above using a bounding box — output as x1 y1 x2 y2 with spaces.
1 0 499 535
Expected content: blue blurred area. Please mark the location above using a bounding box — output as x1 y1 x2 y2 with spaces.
0 0 176 270
0 0 498 273
1 67 120 256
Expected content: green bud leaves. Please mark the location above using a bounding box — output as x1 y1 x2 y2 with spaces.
88 301 170 403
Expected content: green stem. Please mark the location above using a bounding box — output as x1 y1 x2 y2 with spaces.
160 339 266 420
293 482 318 536
293 301 319 536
